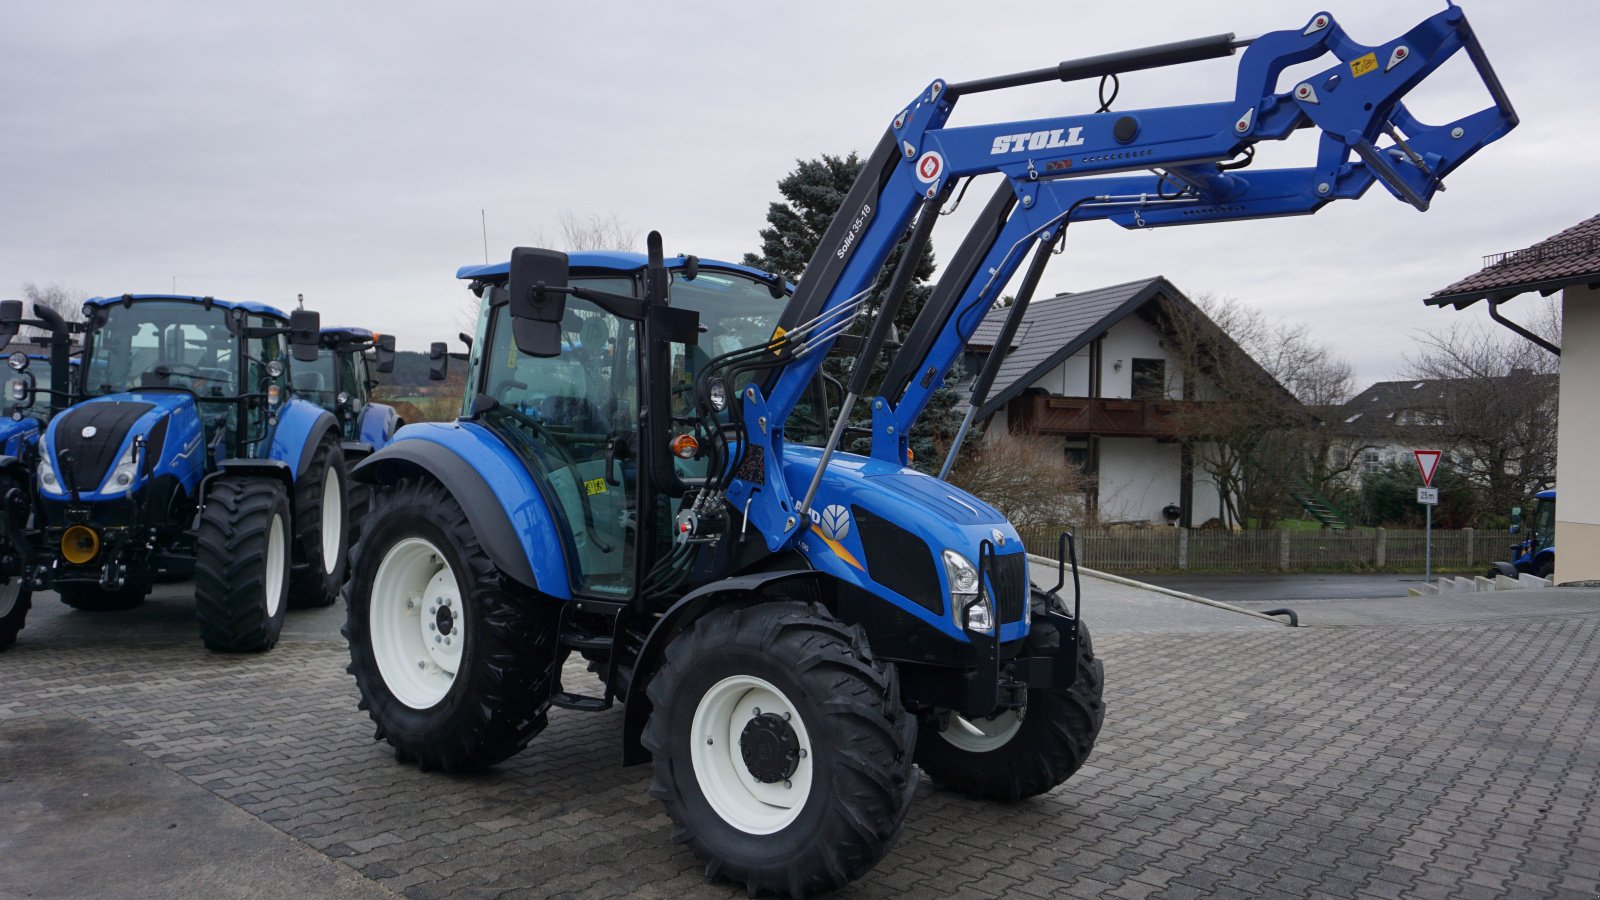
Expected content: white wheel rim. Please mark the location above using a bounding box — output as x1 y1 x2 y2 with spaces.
689 674 813 835
370 537 463 709
940 703 1025 754
265 512 287 617
0 578 19 617
320 467 343 573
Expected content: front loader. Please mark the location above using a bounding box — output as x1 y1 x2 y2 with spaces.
342 7 1515 895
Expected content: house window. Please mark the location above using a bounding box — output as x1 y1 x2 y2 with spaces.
1362 449 1382 472
1131 358 1165 400
1063 446 1089 469
1331 446 1350 469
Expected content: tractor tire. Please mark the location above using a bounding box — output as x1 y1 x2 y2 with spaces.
58 581 151 612
915 600 1105 802
195 477 293 653
643 602 917 897
0 577 31 650
288 438 349 608
1533 555 1555 580
343 477 559 772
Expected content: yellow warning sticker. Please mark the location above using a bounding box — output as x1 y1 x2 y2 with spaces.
770 326 787 355
1350 52 1378 78
584 477 608 496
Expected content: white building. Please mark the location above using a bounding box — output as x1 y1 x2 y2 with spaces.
1428 212 1600 584
965 277 1291 527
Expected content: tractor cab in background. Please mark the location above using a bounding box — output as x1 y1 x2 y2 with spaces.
300 326 401 454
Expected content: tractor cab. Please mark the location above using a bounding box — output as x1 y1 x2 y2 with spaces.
300 326 399 448
455 248 788 598
1502 489 1557 579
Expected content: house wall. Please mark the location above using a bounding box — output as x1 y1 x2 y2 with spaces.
1556 284 1600 583
1033 316 1183 400
1097 437 1181 524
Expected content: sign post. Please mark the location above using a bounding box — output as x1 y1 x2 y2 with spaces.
1415 450 1442 583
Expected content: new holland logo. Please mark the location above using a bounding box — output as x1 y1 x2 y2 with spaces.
991 529 1007 547
807 504 863 570
80 425 97 438
818 504 851 541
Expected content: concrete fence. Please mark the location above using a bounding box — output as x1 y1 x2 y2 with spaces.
1018 526 1484 574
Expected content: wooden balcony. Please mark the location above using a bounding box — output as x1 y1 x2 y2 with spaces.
1006 393 1209 438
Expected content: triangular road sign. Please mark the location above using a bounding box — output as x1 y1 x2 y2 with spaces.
1414 449 1442 486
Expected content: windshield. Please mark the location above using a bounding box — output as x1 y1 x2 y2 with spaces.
295 348 339 408
84 301 237 398
1534 497 1556 539
665 270 788 479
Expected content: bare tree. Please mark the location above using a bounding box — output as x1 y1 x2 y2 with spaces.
1161 294 1355 528
16 282 84 338
556 212 638 252
948 433 1093 528
1401 318 1558 521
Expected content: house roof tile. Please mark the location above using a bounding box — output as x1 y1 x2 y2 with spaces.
1429 212 1600 308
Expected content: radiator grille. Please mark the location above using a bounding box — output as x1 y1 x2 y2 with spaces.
990 551 1029 625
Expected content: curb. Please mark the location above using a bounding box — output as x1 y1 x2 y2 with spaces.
1025 553 1298 627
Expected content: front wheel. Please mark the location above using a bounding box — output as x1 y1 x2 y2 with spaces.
0 577 31 650
344 477 559 772
1533 555 1555 580
289 439 349 608
644 602 917 897
915 605 1105 802
195 477 293 653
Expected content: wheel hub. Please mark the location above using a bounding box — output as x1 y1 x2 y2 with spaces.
434 604 454 636
739 712 800 783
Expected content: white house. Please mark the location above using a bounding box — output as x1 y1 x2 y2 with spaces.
964 277 1290 527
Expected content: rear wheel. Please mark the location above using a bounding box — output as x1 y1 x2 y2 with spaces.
58 581 150 612
0 577 30 649
195 477 292 653
1533 555 1555 580
344 477 559 772
915 602 1105 802
644 602 917 897
289 439 349 608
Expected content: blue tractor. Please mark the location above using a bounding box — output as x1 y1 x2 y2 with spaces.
0 293 351 651
0 303 80 648
300 327 402 455
341 8 1515 894
1492 489 1556 580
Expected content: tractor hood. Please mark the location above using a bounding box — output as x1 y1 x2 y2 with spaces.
42 392 199 499
779 445 1029 643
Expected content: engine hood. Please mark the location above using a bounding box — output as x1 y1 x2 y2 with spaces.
43 392 195 497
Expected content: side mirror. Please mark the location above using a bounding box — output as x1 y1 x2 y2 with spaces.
375 334 396 374
428 342 448 382
1509 506 1522 534
0 300 22 345
507 246 569 358
7 372 35 414
289 309 321 363
1509 524 1521 535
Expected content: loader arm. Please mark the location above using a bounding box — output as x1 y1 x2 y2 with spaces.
708 5 1514 552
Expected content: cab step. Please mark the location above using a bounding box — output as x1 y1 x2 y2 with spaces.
551 690 612 712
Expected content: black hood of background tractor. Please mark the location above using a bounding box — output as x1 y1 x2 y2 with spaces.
53 401 161 492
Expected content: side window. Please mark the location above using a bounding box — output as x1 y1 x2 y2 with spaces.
246 315 287 440
1131 358 1166 400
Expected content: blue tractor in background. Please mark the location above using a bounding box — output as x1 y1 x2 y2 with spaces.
1492 488 1556 580
0 293 351 652
340 7 1515 894
301 327 402 456
0 302 79 648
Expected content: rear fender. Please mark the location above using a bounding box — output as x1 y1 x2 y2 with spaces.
358 403 399 449
350 422 568 598
620 568 828 766
267 398 339 481
1489 561 1518 578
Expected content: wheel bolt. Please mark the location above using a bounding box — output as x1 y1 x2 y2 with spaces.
752 707 761 716
444 637 451 646
435 635 441 643
417 661 425 670
783 712 791 721
783 780 792 789
428 623 436 631
706 738 714 745
799 749 808 758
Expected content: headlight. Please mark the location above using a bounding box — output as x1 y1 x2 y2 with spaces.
708 378 727 412
37 453 61 494
9 378 26 402
942 549 992 634
7 352 27 371
100 443 140 493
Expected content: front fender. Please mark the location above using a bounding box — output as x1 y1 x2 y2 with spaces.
620 569 825 767
267 398 339 478
0 419 39 458
358 403 399 449
350 421 570 598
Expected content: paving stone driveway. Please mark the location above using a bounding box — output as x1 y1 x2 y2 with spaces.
3 586 1599 898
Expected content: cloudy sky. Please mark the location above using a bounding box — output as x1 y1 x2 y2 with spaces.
1 1 1589 385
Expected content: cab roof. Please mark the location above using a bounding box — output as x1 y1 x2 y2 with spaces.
84 293 290 320
1536 489 1556 501
321 326 375 342
455 251 777 284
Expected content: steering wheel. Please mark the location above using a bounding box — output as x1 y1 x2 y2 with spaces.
148 362 206 381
